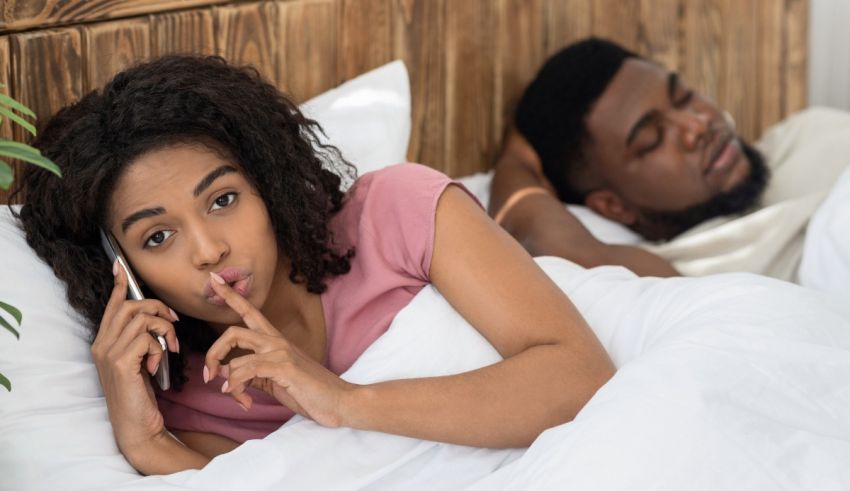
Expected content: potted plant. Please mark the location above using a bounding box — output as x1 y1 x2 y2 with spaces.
0 82 61 391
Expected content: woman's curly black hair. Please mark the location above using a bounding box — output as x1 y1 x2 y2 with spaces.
8 55 356 390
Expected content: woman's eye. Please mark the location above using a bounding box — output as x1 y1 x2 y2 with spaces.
144 230 174 249
211 192 237 211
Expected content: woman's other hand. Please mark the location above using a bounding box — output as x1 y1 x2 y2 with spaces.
204 272 356 427
90 260 180 458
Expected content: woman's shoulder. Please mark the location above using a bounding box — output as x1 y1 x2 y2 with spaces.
342 163 452 215
353 163 449 192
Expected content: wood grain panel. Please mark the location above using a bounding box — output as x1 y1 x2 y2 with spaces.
214 2 279 85
151 8 216 57
545 0 592 56
444 0 495 176
0 36 12 203
719 0 759 142
0 0 230 34
637 0 681 71
495 0 547 141
10 28 83 135
784 0 808 115
681 0 722 104
592 0 639 48
0 36 11 142
81 18 151 93
757 0 784 134
393 0 445 166
337 0 393 84
7 28 83 203
276 0 337 102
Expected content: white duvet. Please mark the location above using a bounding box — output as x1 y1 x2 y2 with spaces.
6 256 850 490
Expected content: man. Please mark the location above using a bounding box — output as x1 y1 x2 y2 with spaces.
490 37 850 284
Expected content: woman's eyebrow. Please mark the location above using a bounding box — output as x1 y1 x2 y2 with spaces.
122 207 166 234
193 164 238 197
121 164 239 234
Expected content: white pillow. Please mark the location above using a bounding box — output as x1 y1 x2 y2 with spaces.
0 61 412 490
301 60 411 178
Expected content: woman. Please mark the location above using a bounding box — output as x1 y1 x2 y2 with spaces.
11 55 614 475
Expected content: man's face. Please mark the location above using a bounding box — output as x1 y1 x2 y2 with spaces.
581 58 766 240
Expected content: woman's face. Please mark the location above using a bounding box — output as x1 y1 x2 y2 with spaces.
106 142 280 326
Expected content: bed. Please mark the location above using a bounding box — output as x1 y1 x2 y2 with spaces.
5 2 850 490
2 57 850 490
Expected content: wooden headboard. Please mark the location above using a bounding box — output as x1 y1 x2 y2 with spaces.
0 0 808 204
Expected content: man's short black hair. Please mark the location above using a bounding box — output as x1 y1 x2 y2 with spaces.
515 38 637 204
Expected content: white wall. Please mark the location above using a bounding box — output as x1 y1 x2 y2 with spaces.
808 0 850 110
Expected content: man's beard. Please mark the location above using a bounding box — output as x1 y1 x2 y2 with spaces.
633 141 770 242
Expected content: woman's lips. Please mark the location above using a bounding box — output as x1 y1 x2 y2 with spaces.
204 268 253 305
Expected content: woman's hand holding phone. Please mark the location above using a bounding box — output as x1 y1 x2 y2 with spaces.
203 273 357 428
91 261 180 459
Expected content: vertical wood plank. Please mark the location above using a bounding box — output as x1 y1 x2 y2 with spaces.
337 0 393 83
0 36 13 203
81 18 151 93
783 0 808 116
151 7 216 57
8 28 83 203
393 0 445 166
757 0 784 136
681 0 722 105
718 0 759 142
591 0 639 49
637 0 681 71
545 0 593 56
0 36 12 142
495 0 547 142
276 0 338 102
444 0 495 176
214 2 279 85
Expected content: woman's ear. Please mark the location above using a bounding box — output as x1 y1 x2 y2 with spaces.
584 189 638 225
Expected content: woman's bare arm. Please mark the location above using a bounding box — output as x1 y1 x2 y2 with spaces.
172 430 241 459
341 186 616 447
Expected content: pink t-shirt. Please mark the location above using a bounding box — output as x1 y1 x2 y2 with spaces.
156 163 470 443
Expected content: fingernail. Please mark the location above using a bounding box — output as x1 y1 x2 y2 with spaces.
175 338 180 353
151 364 159 376
221 380 229 393
237 401 249 412
203 365 210 384
169 308 180 321
210 272 226 285
112 259 119 276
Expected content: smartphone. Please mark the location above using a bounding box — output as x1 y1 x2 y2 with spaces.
99 229 171 391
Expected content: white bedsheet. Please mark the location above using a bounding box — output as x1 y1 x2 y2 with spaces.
27 257 849 491
800 166 850 300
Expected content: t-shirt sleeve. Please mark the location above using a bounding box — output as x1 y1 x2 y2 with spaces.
354 163 480 281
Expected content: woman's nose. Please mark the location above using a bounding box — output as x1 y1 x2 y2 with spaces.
191 230 229 268
667 109 711 150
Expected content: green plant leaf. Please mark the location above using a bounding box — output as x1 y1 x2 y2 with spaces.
0 301 22 325
0 314 20 340
0 160 11 189
0 105 36 137
0 92 36 118
0 140 43 154
0 93 36 118
0 372 10 391
0 143 61 177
